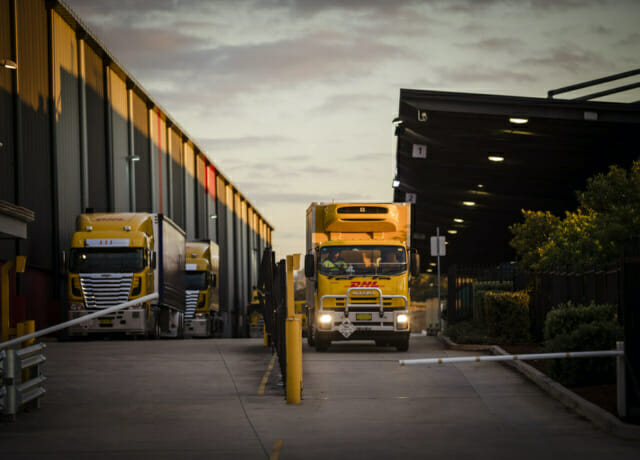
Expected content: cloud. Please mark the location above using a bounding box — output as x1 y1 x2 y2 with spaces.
456 37 526 52
434 65 537 85
198 135 293 151
519 46 608 73
310 93 392 116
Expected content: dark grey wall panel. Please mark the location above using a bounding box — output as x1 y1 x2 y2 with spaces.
207 165 218 243
109 70 130 212
84 44 108 212
16 0 53 270
0 0 14 205
133 91 151 212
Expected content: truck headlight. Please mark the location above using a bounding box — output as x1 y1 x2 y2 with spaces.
319 314 332 329
69 303 84 311
396 314 409 329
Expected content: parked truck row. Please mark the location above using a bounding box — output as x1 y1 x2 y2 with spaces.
66 212 222 339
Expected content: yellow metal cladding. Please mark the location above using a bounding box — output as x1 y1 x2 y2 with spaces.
184 142 195 179
52 12 78 122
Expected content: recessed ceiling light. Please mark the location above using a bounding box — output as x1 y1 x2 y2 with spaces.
509 117 528 124
488 156 504 162
454 218 464 223
477 184 484 188
448 229 458 234
427 268 433 273
463 201 476 206
429 262 437 266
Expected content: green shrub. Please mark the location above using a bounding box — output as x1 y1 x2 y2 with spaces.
484 291 530 344
472 281 513 324
443 320 493 344
544 302 622 385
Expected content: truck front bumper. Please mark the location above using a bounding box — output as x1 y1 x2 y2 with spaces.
67 308 147 335
185 317 210 337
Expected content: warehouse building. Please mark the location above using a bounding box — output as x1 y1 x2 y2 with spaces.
0 0 273 337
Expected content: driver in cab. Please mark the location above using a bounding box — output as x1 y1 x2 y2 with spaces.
322 250 347 274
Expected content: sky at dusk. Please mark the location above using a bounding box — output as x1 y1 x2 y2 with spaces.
65 0 640 258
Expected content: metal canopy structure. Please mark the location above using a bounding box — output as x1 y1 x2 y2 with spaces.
393 89 640 270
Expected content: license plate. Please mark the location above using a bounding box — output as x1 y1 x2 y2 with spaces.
99 318 113 326
356 313 372 320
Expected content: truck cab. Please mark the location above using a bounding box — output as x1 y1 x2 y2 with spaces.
184 241 220 337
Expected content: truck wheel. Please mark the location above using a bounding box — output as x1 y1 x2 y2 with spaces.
395 337 409 352
315 333 329 352
307 314 315 347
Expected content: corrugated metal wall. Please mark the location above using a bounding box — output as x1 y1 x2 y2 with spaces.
17 0 52 271
183 141 196 239
109 69 130 212
0 0 274 336
195 153 207 239
84 43 108 212
133 90 151 212
52 11 82 259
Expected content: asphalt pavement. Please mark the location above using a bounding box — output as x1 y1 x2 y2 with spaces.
1 336 639 459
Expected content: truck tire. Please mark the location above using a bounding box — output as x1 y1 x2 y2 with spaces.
307 313 315 347
395 337 409 352
315 333 330 352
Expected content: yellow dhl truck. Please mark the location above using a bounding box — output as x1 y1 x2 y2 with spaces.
304 203 419 351
184 240 220 337
67 213 186 338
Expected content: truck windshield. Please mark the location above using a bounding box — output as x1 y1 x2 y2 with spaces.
318 245 407 276
185 271 208 290
69 248 145 273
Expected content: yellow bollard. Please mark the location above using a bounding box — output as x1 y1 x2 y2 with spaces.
263 323 269 347
23 320 35 347
1 260 16 342
286 318 302 404
285 254 300 318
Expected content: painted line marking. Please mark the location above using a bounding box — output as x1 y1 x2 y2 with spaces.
270 439 283 460
258 353 277 395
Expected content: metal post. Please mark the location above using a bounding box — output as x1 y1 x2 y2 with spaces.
617 341 626 418
436 227 441 333
4 349 17 420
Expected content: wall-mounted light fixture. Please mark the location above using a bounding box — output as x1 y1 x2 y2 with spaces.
488 155 504 162
447 229 458 234
126 155 140 162
210 215 217 220
453 218 464 223
1 59 18 70
392 179 400 188
509 117 528 124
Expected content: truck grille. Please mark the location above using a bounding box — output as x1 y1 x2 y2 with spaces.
185 290 200 319
79 273 133 309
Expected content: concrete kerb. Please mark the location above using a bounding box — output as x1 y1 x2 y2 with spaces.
437 335 640 441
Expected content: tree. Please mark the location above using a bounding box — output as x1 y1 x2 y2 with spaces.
510 158 640 271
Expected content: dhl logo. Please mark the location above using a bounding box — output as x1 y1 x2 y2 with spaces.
350 281 380 288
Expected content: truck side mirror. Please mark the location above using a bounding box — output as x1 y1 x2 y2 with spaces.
304 254 315 278
151 251 157 270
60 250 68 274
410 251 420 277
210 273 217 288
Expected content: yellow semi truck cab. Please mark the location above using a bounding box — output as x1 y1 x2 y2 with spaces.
304 203 419 351
67 213 186 338
184 240 220 337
